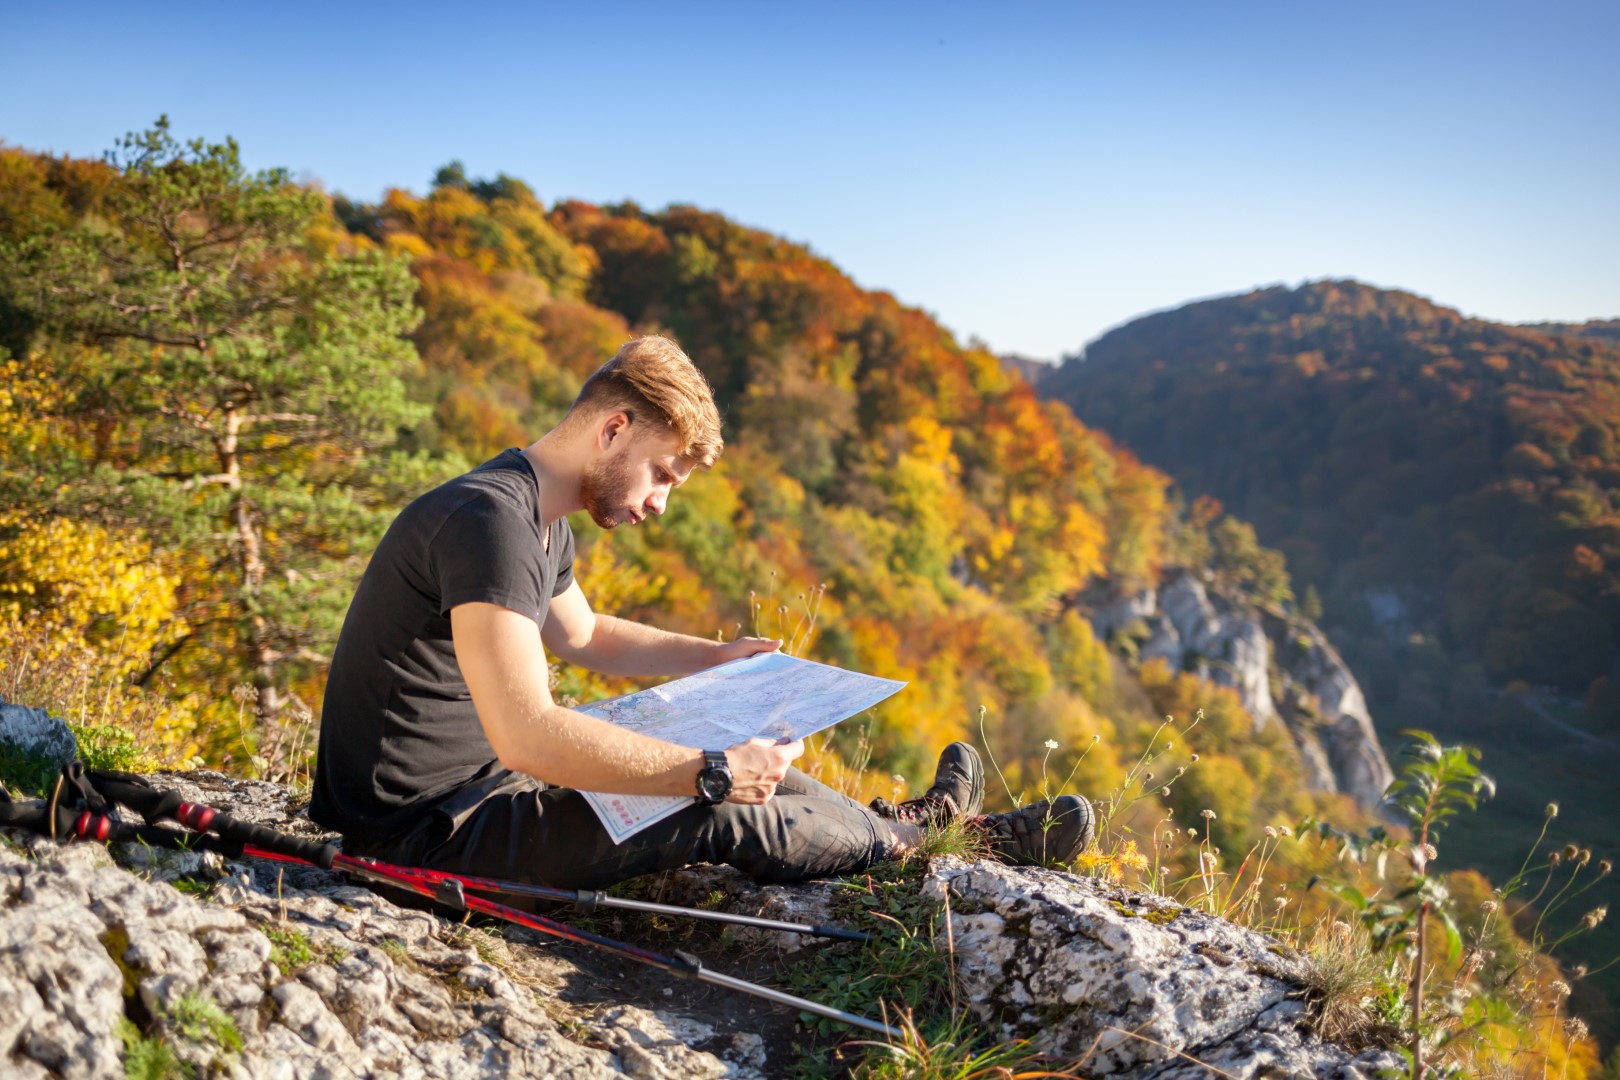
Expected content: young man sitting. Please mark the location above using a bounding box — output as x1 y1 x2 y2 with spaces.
310 336 1095 891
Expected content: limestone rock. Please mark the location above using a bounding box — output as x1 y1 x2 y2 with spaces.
1085 569 1394 811
1 766 1403 1078
925 858 1402 1078
0 776 750 1079
0 700 78 773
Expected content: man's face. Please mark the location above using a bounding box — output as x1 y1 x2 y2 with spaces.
581 424 693 530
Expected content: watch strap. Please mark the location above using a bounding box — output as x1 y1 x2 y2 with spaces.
695 749 732 804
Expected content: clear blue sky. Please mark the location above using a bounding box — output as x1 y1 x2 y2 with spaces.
6 1 1616 360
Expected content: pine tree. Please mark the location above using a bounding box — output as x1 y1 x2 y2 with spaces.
0 118 429 729
1302 583 1324 622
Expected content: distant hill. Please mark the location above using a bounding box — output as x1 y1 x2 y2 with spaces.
1041 280 1620 729
1520 318 1620 345
997 353 1054 387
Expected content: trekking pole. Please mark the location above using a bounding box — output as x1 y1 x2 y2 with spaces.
261 846 905 1039
332 858 871 943
53 768 905 1039
81 768 869 943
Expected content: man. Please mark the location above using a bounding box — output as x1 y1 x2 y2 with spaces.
311 336 1094 891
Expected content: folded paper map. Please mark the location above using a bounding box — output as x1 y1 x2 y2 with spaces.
576 652 906 843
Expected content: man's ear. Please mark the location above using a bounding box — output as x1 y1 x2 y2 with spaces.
597 411 633 451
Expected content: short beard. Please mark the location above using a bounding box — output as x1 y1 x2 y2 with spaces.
580 452 634 529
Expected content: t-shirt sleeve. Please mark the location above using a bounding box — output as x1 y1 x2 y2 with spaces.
550 520 576 598
431 492 548 623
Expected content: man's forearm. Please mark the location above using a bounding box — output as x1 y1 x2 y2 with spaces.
454 602 793 801
566 614 725 677
502 702 707 794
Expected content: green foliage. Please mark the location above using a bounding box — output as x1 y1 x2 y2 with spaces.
115 991 241 1080
0 741 61 800
261 923 346 974
0 119 435 762
73 721 157 775
1210 517 1293 607
785 863 954 1047
168 991 243 1055
1302 584 1324 622
1299 731 1614 1076
1384 731 1496 844
1306 732 1493 963
117 1017 186 1080
263 924 315 973
843 1012 1079 1078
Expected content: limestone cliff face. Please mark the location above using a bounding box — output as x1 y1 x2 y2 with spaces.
1085 569 1395 810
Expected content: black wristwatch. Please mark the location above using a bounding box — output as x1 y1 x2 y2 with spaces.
695 750 732 804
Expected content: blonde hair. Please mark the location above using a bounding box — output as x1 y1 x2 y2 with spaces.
569 336 723 467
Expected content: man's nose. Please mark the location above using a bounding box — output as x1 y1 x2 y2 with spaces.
646 488 668 516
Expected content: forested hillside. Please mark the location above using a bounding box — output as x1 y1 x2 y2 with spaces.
1044 281 1620 728
0 129 1307 810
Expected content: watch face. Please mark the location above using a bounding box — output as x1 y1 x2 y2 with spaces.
697 768 731 802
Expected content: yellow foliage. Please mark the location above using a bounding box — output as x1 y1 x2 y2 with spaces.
573 534 671 619
797 728 900 807
1136 658 1255 753
0 618 206 771
1049 610 1113 705
1075 837 1149 883
0 355 65 456
0 512 185 677
1059 502 1108 587
384 231 433 259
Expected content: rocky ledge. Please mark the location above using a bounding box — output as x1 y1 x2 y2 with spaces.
0 768 1400 1078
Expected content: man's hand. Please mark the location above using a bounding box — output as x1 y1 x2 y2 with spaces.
723 737 803 804
714 636 782 665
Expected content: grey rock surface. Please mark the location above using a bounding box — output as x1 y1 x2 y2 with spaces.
0 700 78 770
0 767 1399 1079
0 771 767 1079
1262 613 1395 809
926 858 1402 1078
1087 569 1394 810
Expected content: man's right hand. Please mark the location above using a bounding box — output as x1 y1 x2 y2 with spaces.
723 737 804 804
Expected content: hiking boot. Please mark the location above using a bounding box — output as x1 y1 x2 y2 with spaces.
868 741 985 827
975 795 1096 866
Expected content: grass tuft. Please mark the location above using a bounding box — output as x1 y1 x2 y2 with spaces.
168 990 243 1055
1298 919 1398 1051
117 1017 186 1080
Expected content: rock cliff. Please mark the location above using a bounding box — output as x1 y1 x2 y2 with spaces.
0 763 1401 1078
1085 569 1395 810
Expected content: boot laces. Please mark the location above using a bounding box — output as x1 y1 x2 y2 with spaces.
873 792 960 826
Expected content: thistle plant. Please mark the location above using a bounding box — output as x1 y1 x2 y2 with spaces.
1304 730 1495 1079
1474 799 1617 994
1094 710 1202 843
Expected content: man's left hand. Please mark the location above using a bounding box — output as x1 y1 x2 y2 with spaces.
713 636 781 665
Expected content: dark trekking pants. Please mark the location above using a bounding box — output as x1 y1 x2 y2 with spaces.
361 767 898 891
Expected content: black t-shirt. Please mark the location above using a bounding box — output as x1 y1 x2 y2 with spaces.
310 449 575 847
